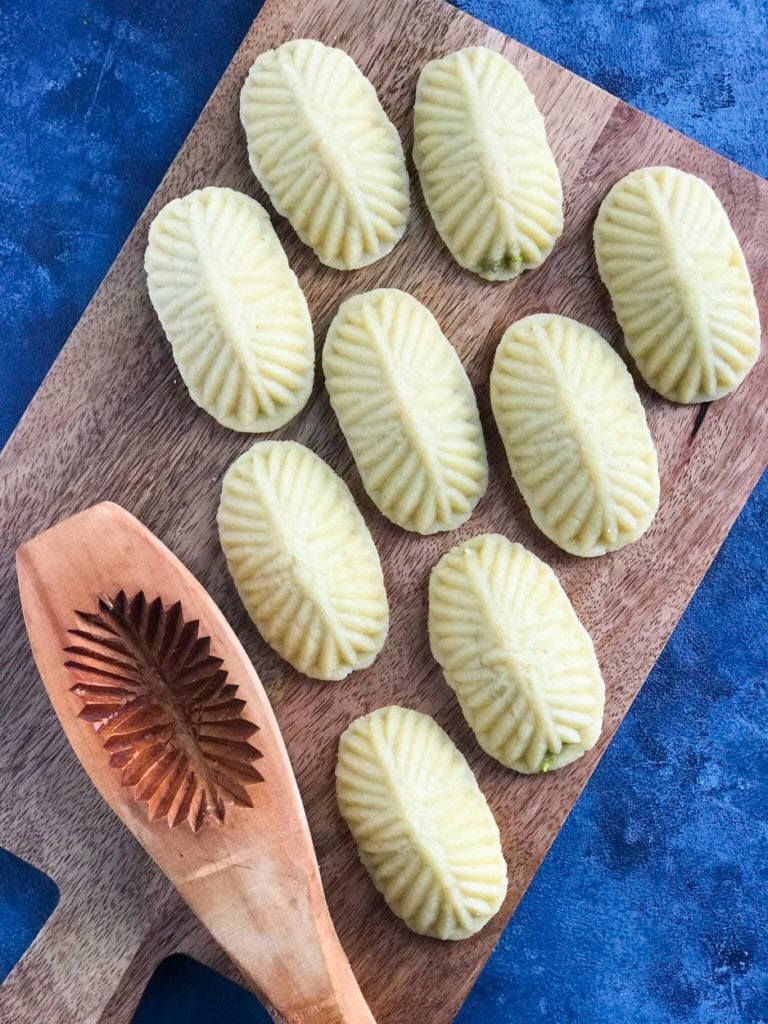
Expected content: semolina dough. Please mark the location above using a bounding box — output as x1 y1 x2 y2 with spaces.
218 441 388 680
336 705 507 940
323 289 488 534
240 39 410 270
428 534 605 773
413 46 563 281
594 166 761 403
490 313 659 557
145 188 314 432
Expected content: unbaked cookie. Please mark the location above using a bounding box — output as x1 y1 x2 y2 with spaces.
336 705 507 939
594 166 760 403
323 289 488 534
429 534 604 773
218 441 388 680
240 39 409 270
145 187 314 432
413 47 562 280
490 313 659 557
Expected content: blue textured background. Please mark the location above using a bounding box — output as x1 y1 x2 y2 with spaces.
1 1 766 1021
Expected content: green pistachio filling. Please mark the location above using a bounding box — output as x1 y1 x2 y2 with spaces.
479 250 525 275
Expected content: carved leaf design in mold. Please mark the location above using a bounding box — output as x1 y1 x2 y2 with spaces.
63 591 263 832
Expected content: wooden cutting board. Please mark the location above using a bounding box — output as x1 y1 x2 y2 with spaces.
1 0 766 1020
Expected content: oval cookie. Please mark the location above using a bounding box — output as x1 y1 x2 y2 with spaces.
323 289 488 534
240 39 410 270
145 187 314 432
218 441 388 680
413 46 563 281
429 534 604 773
145 188 313 432
336 705 507 940
490 313 659 557
594 166 761 403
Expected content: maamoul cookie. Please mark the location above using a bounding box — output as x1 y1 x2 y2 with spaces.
336 705 507 939
413 46 563 281
218 441 388 680
145 187 314 432
323 289 488 534
490 313 659 557
428 534 604 773
594 166 760 403
240 39 409 270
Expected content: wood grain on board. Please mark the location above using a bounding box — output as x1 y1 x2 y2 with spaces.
0 0 766 1021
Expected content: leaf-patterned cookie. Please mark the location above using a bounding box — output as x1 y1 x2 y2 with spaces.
145 187 314 432
490 314 659 557
218 441 388 681
413 46 563 281
594 166 761 403
429 534 604 773
323 289 488 534
336 705 507 940
240 39 409 270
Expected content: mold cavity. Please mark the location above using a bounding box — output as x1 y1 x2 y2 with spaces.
64 591 263 832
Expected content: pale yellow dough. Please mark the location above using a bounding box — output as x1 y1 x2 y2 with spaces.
323 289 488 534
336 705 507 940
413 46 563 281
429 534 605 773
240 39 410 270
594 166 761 403
145 187 314 432
218 441 388 680
490 313 659 557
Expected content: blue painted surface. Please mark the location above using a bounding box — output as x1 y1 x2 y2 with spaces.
133 956 270 1024
0 851 59 985
1 1 766 1021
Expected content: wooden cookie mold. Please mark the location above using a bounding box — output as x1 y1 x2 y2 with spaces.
16 502 376 1024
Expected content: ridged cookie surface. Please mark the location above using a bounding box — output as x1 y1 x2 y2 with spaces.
490 313 659 557
218 441 388 680
429 534 605 773
145 187 314 431
594 166 760 403
241 39 409 270
336 705 507 939
323 289 488 534
414 47 562 280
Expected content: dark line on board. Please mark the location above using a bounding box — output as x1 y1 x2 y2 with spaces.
690 402 710 441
